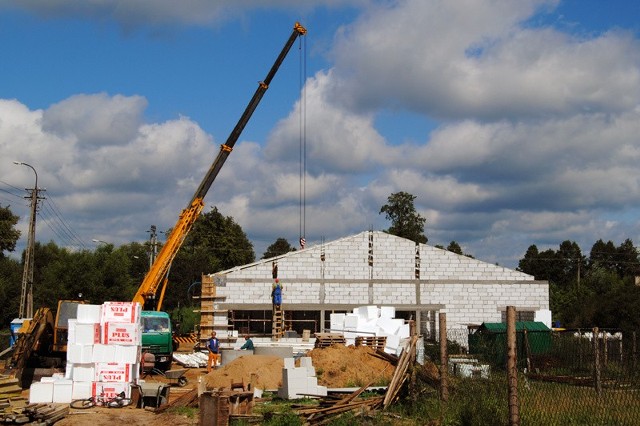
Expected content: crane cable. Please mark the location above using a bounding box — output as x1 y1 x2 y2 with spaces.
299 32 307 249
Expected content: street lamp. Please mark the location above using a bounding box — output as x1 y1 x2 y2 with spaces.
13 161 38 319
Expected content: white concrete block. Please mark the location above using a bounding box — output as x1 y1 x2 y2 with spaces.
95 363 135 382
72 364 95 382
306 377 318 388
29 382 53 403
344 314 359 329
396 324 411 339
299 357 313 368
101 301 141 324
376 317 400 335
385 334 401 350
92 344 116 363
74 323 101 345
283 368 308 381
114 345 140 364
534 309 552 328
67 319 77 345
77 304 102 324
67 343 93 364
72 381 93 399
283 358 295 369
102 322 142 345
53 379 73 403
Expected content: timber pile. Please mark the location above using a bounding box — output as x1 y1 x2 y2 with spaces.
313 333 346 348
1 402 68 425
383 335 418 408
0 377 21 399
296 382 383 425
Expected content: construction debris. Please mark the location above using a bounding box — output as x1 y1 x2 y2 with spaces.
295 335 422 424
1 402 69 425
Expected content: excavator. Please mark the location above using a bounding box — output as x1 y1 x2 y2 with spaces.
4 300 82 387
3 22 307 380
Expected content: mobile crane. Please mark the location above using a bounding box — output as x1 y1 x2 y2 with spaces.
5 22 307 378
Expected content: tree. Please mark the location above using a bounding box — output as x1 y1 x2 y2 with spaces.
446 241 463 255
0 205 21 258
262 238 296 259
379 192 427 244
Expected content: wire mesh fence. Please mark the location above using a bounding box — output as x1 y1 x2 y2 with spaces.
428 326 640 425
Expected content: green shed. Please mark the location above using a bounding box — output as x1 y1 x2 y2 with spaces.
468 321 552 367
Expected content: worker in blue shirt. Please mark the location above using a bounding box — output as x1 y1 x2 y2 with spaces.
206 331 220 372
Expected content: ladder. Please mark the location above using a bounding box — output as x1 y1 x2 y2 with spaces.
272 305 284 340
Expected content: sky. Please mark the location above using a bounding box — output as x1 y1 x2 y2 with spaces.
1 0 640 269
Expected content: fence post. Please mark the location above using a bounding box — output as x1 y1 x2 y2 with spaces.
633 331 637 371
439 312 448 402
578 328 583 369
507 306 520 426
593 327 602 396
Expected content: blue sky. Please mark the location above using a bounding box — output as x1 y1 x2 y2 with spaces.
2 0 640 269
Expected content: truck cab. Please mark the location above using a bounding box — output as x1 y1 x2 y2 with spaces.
140 311 173 371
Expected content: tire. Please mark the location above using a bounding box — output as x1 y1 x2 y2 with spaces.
70 398 95 409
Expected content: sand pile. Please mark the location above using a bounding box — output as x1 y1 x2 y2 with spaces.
202 345 396 391
307 344 395 388
203 355 284 390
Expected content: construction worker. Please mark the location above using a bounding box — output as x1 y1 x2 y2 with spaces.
272 278 283 309
206 331 220 372
237 334 254 350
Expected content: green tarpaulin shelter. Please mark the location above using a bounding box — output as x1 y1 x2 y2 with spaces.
468 321 552 366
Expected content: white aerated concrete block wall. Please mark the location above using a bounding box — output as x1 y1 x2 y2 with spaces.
206 231 548 334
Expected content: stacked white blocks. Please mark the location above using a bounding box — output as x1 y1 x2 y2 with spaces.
330 305 411 355
29 302 142 404
277 357 327 399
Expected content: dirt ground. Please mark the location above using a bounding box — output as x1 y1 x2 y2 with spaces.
47 345 397 425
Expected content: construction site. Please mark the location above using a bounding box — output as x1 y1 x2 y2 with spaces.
1 19 554 426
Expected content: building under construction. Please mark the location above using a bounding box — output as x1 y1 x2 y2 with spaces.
199 230 549 345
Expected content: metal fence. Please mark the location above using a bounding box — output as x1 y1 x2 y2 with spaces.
430 326 640 425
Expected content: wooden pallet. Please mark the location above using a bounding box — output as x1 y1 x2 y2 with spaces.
355 336 387 350
314 333 346 348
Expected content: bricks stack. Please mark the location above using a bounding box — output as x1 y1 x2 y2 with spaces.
29 301 142 404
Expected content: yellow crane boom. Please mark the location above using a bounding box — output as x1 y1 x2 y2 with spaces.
133 22 307 310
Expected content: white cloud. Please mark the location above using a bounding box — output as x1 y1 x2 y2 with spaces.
4 0 640 267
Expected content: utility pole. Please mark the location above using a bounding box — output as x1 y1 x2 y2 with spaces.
13 161 44 319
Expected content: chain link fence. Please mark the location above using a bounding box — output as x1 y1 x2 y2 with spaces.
427 325 640 425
